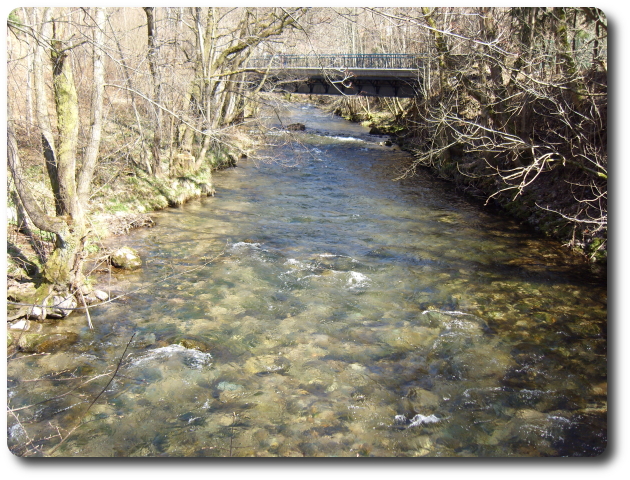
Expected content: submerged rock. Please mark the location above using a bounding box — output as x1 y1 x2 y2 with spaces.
110 246 142 270
286 123 306 131
244 355 291 376
217 381 243 392
172 335 211 352
17 332 79 353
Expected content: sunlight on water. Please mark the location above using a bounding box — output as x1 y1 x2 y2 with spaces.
7 105 606 457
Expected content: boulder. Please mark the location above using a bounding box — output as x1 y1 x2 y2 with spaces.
110 246 142 270
286 123 306 131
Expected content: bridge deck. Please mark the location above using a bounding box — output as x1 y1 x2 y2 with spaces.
248 53 423 71
246 54 423 97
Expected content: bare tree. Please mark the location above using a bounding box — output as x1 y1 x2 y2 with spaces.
368 7 607 257
8 7 107 291
174 7 306 174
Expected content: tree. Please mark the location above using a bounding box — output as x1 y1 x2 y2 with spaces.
7 7 107 293
175 7 307 172
369 7 607 256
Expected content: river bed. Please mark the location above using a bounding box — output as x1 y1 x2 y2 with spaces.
7 104 607 457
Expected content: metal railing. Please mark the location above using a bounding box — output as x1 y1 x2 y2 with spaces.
248 54 423 70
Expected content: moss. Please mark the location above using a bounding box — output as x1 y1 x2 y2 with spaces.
25 283 54 306
174 336 211 352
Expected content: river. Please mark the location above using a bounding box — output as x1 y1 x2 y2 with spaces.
7 104 607 457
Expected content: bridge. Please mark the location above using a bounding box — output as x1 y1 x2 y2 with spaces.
246 54 423 98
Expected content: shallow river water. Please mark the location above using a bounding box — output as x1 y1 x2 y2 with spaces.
8 105 607 457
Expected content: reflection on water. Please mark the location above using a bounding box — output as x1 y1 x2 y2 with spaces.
7 105 606 457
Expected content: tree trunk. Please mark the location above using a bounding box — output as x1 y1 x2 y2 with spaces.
32 7 62 215
144 7 164 176
77 7 106 205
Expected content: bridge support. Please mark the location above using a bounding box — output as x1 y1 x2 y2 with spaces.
283 76 418 98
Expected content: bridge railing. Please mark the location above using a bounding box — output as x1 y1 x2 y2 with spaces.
248 54 423 70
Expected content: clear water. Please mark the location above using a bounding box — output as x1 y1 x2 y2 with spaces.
7 105 607 457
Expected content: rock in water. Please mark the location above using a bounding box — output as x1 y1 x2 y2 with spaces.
286 123 306 131
369 126 384 135
47 295 78 318
110 246 142 270
94 290 109 301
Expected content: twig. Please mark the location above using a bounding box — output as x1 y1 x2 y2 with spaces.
8 371 113 413
46 332 136 456
78 289 93 330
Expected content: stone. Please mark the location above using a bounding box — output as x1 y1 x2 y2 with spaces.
47 295 78 318
16 333 46 352
286 123 306 131
36 333 79 353
27 306 46 321
9 319 42 333
110 246 142 270
407 387 441 408
7 282 38 303
172 335 211 352
244 355 291 375
94 290 109 301
515 409 546 421
216 381 243 392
